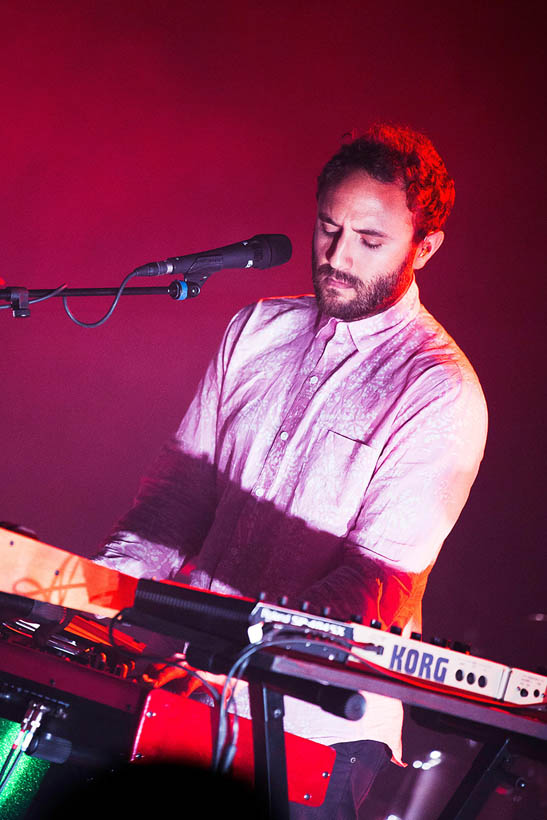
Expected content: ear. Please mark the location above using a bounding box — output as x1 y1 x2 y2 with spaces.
412 230 445 270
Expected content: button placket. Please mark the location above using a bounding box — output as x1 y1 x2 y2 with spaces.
248 323 349 502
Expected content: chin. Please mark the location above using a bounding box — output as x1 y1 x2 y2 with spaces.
317 292 364 321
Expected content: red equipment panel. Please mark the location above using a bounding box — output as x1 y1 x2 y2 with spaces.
131 688 335 807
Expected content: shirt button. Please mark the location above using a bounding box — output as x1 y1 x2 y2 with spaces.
309 375 319 385
255 487 265 498
280 431 289 441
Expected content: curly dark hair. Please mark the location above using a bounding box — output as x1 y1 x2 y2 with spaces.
317 124 455 241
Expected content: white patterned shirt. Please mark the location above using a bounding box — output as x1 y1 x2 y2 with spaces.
95 279 487 760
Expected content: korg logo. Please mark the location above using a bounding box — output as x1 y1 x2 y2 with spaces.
389 644 449 683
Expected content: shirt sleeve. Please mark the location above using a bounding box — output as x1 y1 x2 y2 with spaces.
93 309 248 579
297 363 488 629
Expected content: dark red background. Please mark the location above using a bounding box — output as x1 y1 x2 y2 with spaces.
2 0 545 679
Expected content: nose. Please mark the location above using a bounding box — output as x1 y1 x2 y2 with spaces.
326 230 352 272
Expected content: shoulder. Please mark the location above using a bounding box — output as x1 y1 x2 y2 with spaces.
407 306 483 389
398 305 488 432
234 294 317 326
213 294 318 371
224 294 318 343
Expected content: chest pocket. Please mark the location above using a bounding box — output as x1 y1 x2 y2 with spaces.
291 424 379 536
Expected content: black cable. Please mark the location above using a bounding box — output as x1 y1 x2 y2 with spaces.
62 270 139 327
213 632 356 774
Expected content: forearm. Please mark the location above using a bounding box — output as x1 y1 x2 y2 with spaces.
297 549 422 628
94 423 218 578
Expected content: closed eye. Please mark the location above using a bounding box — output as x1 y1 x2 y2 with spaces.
319 218 383 251
362 238 382 250
320 222 338 235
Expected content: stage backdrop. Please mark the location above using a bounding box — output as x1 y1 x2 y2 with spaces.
2 0 545 693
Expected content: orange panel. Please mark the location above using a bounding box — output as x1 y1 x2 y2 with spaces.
0 527 138 617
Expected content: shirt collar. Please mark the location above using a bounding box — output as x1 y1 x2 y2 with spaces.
314 279 421 353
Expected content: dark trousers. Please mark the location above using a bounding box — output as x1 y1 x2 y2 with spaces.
288 740 390 820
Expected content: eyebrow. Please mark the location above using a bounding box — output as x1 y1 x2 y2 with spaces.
318 212 391 239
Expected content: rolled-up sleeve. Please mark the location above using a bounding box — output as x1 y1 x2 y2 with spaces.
93 309 249 578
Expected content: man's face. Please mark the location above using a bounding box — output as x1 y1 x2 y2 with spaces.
312 169 418 320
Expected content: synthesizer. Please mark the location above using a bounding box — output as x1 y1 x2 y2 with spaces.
1 527 546 710
131 576 547 709
251 601 547 708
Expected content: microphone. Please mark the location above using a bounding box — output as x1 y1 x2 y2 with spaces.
134 234 292 281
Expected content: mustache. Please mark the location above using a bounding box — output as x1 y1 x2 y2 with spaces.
316 264 360 288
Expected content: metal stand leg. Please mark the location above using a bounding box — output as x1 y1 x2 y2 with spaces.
437 737 511 819
249 682 290 820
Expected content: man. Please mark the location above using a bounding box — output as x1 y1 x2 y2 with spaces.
94 123 488 818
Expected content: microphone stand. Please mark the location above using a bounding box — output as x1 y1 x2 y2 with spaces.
1 235 292 322
0 281 201 319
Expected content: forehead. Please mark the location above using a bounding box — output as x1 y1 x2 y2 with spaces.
317 170 414 233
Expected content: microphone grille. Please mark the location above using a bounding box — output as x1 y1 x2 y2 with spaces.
250 234 292 269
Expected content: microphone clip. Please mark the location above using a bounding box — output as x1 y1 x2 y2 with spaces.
168 280 201 301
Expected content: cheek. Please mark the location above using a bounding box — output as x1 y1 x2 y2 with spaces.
365 246 401 271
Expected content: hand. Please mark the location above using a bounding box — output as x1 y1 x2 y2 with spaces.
141 655 195 694
141 656 227 701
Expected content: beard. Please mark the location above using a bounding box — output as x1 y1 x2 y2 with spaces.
312 249 415 321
